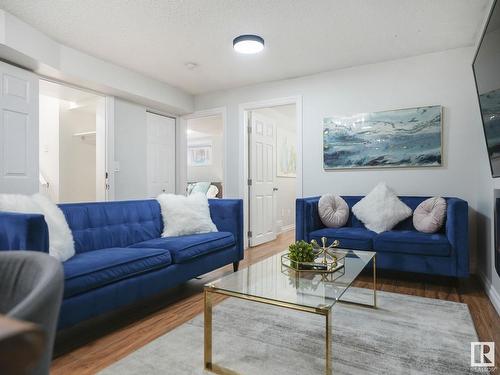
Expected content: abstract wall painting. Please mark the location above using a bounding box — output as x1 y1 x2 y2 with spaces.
323 105 442 170
276 128 297 177
187 143 212 166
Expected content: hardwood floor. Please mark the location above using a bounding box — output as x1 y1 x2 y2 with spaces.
52 231 500 374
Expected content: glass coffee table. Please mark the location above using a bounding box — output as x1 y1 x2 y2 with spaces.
204 248 376 375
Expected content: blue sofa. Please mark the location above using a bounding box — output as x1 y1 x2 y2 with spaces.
0 198 243 330
296 196 468 277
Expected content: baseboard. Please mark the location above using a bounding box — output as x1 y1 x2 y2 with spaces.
478 271 500 316
280 224 295 234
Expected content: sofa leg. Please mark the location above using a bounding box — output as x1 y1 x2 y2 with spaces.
233 262 240 272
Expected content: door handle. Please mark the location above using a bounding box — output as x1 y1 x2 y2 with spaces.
273 187 279 191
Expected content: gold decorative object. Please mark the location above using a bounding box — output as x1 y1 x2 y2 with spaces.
281 237 346 273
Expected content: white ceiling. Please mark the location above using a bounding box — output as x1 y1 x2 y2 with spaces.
0 0 490 95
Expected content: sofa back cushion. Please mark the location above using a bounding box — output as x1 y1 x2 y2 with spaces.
58 200 162 253
341 196 446 233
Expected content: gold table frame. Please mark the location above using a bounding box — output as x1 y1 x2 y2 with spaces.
204 254 377 375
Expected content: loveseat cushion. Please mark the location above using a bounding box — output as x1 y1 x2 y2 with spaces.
63 247 172 298
309 227 377 250
373 231 450 257
129 232 235 264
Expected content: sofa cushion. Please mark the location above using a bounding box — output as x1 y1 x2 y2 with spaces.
373 231 451 257
129 232 235 264
59 200 163 254
63 247 172 298
309 227 377 250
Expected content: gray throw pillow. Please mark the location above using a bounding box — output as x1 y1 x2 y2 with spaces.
318 194 349 228
413 197 447 233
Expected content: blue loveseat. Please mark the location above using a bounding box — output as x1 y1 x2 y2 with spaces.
0 198 243 330
296 196 468 277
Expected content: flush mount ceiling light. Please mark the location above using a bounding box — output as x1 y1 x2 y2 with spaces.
233 35 264 54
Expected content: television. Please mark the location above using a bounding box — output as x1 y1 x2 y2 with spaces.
473 0 500 177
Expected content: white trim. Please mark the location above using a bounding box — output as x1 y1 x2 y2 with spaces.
280 224 295 234
180 107 227 195
478 271 500 316
239 96 303 248
105 96 115 200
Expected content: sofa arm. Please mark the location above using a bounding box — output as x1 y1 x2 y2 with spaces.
296 197 325 242
208 199 244 260
445 198 469 277
0 212 49 253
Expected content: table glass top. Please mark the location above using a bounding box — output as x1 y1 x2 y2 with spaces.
207 249 375 311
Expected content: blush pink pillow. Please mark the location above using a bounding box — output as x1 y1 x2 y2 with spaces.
413 197 447 233
318 194 349 228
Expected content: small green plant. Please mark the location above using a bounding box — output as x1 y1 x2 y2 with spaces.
288 240 315 263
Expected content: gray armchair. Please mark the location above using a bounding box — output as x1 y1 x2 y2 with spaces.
0 251 64 375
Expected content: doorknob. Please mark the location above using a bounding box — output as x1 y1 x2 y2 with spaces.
273 187 279 191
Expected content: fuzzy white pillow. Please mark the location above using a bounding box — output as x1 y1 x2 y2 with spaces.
352 183 412 234
157 193 217 237
0 193 75 261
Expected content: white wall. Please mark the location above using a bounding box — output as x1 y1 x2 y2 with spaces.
39 95 60 201
58 103 96 202
253 106 296 232
113 98 148 200
195 47 485 271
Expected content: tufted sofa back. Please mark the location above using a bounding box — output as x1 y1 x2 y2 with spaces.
58 200 163 253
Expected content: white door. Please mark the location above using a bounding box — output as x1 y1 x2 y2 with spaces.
249 111 277 246
0 62 38 194
147 112 176 197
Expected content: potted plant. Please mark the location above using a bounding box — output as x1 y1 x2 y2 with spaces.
288 240 315 270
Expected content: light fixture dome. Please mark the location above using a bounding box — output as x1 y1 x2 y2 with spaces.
233 35 264 54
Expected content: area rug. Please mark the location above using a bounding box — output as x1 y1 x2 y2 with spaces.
99 288 478 375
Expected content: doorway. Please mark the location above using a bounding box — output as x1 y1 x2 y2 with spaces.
246 103 298 247
39 80 106 203
185 114 224 198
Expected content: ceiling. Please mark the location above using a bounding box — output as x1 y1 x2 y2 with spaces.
0 0 490 95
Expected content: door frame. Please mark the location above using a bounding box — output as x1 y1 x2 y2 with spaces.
179 107 227 195
239 96 303 248
38 76 115 201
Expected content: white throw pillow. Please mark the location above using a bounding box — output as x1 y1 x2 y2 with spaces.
32 194 75 261
318 194 349 228
157 193 218 237
352 183 412 233
0 193 75 261
206 185 219 199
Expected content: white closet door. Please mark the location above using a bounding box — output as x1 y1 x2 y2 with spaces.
147 112 175 197
249 111 277 247
0 62 38 194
